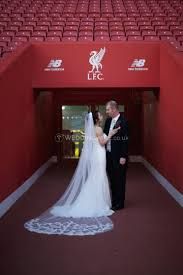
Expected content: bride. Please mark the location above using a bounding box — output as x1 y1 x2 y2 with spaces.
24 111 120 236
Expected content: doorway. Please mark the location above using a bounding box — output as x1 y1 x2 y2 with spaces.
60 104 125 160
51 87 158 162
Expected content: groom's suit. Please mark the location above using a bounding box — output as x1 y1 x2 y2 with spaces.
103 113 129 208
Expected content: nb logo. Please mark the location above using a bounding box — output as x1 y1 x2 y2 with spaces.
131 59 146 68
48 59 62 68
44 59 64 71
128 59 148 71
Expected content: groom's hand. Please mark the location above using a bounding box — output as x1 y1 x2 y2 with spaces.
119 157 126 165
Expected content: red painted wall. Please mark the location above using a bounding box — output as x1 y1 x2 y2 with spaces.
0 45 55 202
142 43 183 193
1 41 182 204
32 42 160 88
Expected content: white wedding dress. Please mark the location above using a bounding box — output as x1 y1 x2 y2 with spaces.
24 112 114 236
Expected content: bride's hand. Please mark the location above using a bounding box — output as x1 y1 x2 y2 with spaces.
109 126 121 138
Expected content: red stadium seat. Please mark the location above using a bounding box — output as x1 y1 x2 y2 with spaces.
142 31 156 36
140 26 154 31
138 21 151 26
157 31 173 36
78 36 93 41
111 35 127 41
32 31 47 37
62 36 77 42
37 21 50 27
67 18 80 23
173 30 183 37
16 31 31 38
1 31 15 37
5 26 19 32
13 36 28 42
0 41 7 47
79 26 93 32
49 26 64 32
126 30 141 36
79 30 93 36
80 22 94 28
177 36 183 42
0 36 11 42
94 36 110 41
128 36 143 41
29 37 44 42
110 26 124 31
63 30 78 37
45 37 61 42
23 21 37 27
155 26 169 31
8 41 25 48
81 18 94 23
144 36 160 41
19 26 34 33
109 18 122 23
66 21 80 27
52 21 65 27
1 51 12 58
95 18 108 23
124 21 137 27
64 25 79 31
0 0 183 54
161 36 176 42
94 30 109 37
95 25 108 31
47 31 62 37
34 26 49 32
110 30 125 36
125 26 139 31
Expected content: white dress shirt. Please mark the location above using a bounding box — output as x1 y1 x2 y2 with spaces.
106 113 120 152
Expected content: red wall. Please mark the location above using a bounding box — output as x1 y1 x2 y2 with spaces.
142 43 183 193
0 45 55 202
1 41 183 203
32 42 160 88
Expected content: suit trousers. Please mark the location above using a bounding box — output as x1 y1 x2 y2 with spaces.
106 151 128 207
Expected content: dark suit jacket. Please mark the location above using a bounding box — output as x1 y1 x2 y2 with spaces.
103 113 129 163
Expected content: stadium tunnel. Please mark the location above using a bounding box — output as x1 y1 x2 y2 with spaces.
1 41 182 204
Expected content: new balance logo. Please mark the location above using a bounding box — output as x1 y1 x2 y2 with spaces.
44 59 64 71
131 59 146 67
128 59 148 71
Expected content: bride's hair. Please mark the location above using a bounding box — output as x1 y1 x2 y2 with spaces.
92 110 100 125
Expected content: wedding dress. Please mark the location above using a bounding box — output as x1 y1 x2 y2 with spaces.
24 112 114 236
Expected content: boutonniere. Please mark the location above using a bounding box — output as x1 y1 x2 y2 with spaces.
114 120 122 129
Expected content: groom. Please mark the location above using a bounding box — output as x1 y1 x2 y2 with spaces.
104 100 129 211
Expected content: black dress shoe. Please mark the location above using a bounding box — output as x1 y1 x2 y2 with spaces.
111 204 124 211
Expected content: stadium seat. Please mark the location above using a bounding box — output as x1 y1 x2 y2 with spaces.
29 37 44 42
62 36 77 42
94 36 110 41
144 36 160 41
0 0 183 56
45 36 61 42
128 36 143 41
78 36 93 41
111 35 127 41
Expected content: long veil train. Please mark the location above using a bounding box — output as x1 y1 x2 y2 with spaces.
24 112 114 236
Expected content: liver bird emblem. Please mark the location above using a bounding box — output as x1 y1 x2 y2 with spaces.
89 47 106 73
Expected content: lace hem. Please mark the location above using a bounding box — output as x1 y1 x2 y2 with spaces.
24 217 114 236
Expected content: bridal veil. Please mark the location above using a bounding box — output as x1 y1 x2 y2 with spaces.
24 112 114 236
